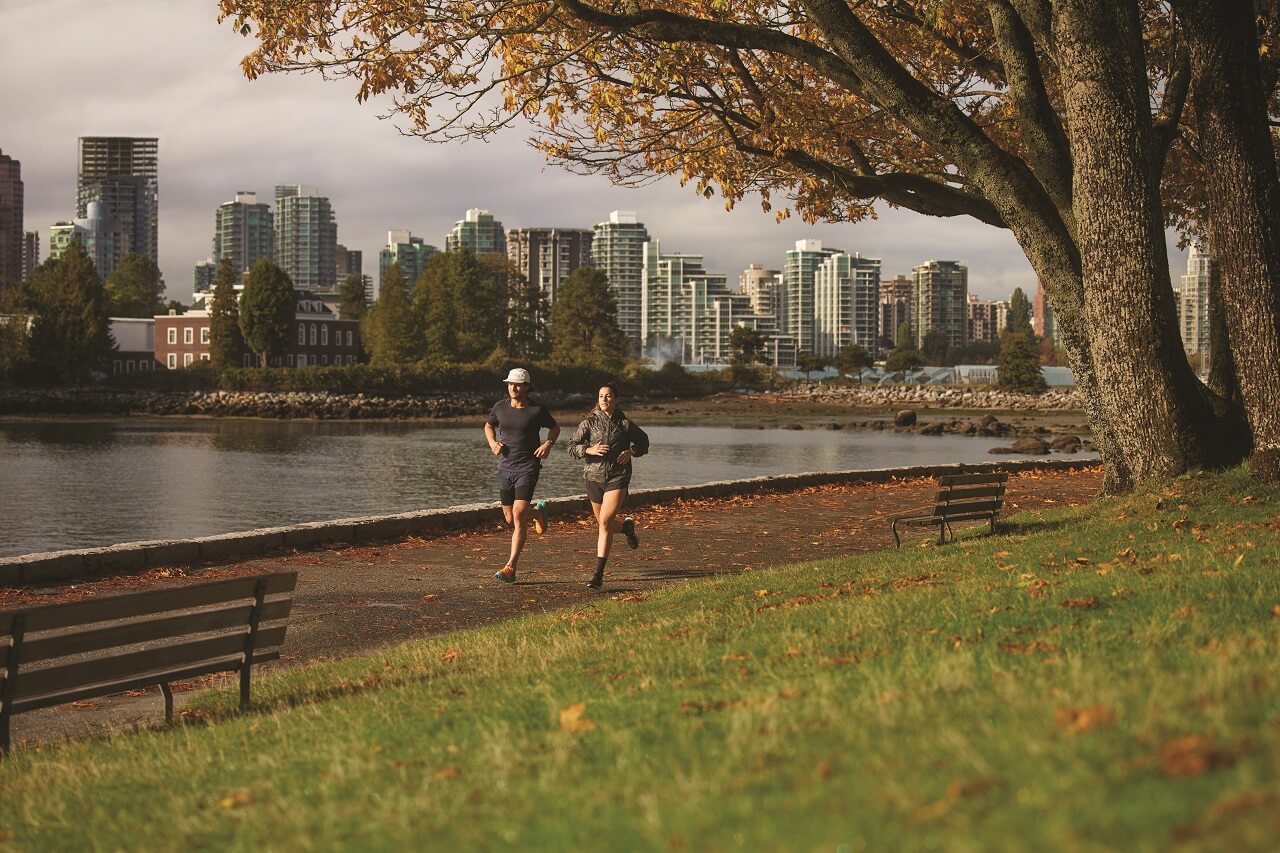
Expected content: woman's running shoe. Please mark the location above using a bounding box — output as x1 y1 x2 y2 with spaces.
621 517 639 549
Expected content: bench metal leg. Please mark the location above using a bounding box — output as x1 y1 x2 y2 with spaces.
891 519 901 548
161 682 174 723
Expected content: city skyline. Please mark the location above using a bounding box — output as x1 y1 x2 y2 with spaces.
4 1 1191 305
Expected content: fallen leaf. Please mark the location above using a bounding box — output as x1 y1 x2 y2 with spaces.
441 648 461 662
779 688 806 699
721 653 748 662
815 759 834 779
434 766 461 781
1159 735 1235 777
1074 556 1093 566
422 594 437 601
217 790 253 810
559 702 597 732
1061 596 1100 609
1054 705 1115 733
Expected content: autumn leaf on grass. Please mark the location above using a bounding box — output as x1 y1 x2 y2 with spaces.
559 702 597 732
217 790 253 810
1061 596 1101 610
1158 735 1235 777
1054 705 1115 733
434 766 461 781
441 648 461 662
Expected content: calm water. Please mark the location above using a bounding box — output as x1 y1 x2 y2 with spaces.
0 418 1089 557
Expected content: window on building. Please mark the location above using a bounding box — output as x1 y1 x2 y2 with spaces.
321 354 328 366
299 352 307 367
184 328 194 345
167 353 177 369
112 361 121 375
321 325 328 346
243 353 253 367
298 323 306 345
200 353 210 361
200 327 210 344
184 353 193 367
287 354 294 367
346 330 353 347
309 324 317 345
167 327 177 345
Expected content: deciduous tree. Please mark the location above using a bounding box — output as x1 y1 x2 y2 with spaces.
728 326 769 366
238 259 295 367
833 343 871 379
21 241 113 384
216 0 1280 489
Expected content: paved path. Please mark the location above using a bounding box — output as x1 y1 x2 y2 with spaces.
3 466 1102 750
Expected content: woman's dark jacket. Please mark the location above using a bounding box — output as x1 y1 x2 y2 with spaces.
567 408 650 483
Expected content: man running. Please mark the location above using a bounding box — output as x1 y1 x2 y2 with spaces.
484 367 559 583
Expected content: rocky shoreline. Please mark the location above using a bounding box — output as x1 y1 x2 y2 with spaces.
780 383 1084 411
0 389 494 420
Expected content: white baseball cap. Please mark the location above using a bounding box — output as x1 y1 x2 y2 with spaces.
504 368 532 385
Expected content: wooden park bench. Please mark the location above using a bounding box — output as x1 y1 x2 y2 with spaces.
0 571 296 753
891 472 1008 547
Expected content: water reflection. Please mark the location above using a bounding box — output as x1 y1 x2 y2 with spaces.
0 419 1094 557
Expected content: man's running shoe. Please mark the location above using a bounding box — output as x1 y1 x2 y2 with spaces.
532 500 548 535
621 517 639 550
494 565 516 583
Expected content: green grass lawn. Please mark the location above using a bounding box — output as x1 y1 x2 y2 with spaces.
2 469 1278 851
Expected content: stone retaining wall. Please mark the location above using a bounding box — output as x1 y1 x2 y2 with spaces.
0 458 1100 588
0 389 493 419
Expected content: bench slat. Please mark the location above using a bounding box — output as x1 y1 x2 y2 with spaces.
933 499 1003 517
10 573 297 633
940 510 1004 523
12 625 287 699
9 650 281 715
18 599 293 665
938 472 1008 486
939 485 1006 501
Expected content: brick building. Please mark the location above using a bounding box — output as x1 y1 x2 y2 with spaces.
154 296 361 369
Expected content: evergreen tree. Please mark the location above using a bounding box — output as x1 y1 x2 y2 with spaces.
921 329 949 364
417 250 508 362
208 257 244 370
363 263 421 364
998 332 1048 394
165 300 188 315
337 273 369 320
238 259 296 367
23 241 114 384
895 321 914 349
728 326 769 365
105 253 166 318
1006 287 1035 338
548 267 626 371
506 271 549 361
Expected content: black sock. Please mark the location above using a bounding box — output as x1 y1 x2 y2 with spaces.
594 557 607 575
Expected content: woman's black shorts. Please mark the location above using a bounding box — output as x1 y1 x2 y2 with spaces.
584 477 630 504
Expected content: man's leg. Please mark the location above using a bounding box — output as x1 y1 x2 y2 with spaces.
507 499 531 568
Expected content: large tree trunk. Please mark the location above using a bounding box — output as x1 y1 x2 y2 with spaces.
1177 0 1280 482
1052 0 1226 482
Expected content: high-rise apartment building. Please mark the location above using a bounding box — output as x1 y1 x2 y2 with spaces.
912 260 968 349
379 230 437 292
592 210 650 344
642 239 767 365
739 264 781 317
966 295 1000 343
49 202 126 278
77 137 158 265
1033 282 1060 346
21 231 39 281
507 227 594 302
0 150 22 289
783 240 842 354
214 192 274 276
446 209 506 256
813 252 882 357
335 244 362 280
1179 244 1214 356
274 185 337 291
193 259 217 295
879 275 913 348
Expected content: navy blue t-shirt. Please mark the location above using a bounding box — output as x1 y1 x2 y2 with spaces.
487 399 557 473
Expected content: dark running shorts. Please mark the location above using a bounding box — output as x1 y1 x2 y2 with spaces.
584 477 630 504
498 469 540 505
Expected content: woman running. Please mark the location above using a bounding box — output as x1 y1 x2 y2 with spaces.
568 383 650 590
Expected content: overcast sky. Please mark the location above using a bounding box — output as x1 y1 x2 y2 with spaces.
3 0 1190 303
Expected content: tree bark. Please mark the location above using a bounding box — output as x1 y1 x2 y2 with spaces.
1177 0 1280 482
1052 0 1223 481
